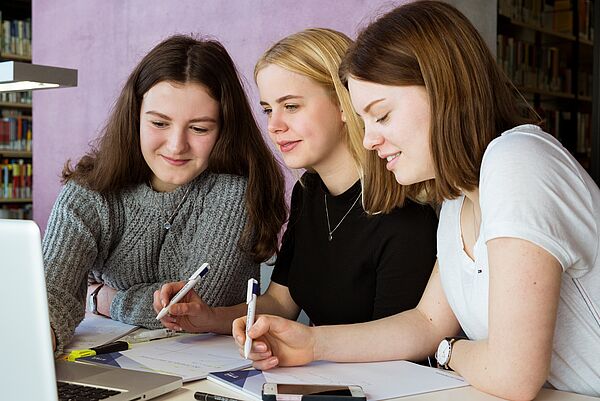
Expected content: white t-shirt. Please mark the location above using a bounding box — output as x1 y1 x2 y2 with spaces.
438 125 600 396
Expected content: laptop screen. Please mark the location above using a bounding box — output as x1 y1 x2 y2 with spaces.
0 219 58 401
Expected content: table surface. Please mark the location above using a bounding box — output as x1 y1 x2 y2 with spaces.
152 376 599 401
74 327 597 401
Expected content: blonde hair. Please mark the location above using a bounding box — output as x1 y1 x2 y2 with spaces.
255 28 406 212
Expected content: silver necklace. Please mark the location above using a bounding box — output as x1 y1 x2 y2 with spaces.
324 192 361 241
149 182 192 230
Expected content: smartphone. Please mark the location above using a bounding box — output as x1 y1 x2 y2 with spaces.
262 383 366 401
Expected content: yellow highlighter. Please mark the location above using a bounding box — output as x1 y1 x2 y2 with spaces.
67 340 130 362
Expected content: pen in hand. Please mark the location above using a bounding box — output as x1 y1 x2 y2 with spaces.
156 262 210 320
244 278 259 359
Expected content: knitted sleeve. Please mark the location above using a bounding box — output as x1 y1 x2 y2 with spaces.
42 181 104 353
110 174 259 327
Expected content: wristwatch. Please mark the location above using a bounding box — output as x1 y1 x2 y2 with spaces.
87 283 104 315
435 336 466 370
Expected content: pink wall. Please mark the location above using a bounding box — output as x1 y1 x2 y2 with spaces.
32 1 495 231
32 0 400 231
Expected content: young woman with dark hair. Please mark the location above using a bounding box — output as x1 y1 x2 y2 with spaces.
233 3 600 399
44 34 287 352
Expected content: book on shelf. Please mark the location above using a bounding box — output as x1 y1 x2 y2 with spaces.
554 0 575 34
0 115 32 152
498 0 590 36
0 91 32 105
578 0 596 41
576 111 592 155
497 34 572 94
0 203 32 219
1 158 32 200
0 16 31 59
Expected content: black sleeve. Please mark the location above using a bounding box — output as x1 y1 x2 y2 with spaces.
270 180 304 286
371 203 438 319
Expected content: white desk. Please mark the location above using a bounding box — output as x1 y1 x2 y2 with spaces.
153 378 599 401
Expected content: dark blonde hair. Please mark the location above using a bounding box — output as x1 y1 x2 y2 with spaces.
255 28 364 170
63 35 287 262
255 28 408 213
341 1 538 206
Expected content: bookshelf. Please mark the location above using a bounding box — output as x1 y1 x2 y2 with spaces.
497 0 598 183
0 0 32 219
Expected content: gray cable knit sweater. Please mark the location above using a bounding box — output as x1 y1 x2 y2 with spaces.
43 171 258 352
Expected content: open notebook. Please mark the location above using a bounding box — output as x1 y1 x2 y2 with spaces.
208 360 468 401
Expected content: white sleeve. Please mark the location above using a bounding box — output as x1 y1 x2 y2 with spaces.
479 129 597 278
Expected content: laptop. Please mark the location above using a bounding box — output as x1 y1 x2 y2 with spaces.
0 219 182 401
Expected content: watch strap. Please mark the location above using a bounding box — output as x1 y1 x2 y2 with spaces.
87 283 104 314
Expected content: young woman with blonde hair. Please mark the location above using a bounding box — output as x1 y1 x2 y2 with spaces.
234 3 600 399
154 28 437 333
44 34 287 352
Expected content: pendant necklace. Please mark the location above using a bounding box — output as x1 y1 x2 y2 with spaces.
149 182 192 230
324 192 361 241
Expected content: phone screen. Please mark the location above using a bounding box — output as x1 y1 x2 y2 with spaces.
277 384 352 396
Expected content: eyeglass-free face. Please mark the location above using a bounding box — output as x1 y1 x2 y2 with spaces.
257 64 347 175
140 80 220 192
348 77 435 186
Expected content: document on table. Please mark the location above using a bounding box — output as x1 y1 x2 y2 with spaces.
79 333 252 382
64 312 138 352
208 360 468 401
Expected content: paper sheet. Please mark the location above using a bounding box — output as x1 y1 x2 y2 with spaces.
64 312 138 352
209 360 468 401
79 333 252 382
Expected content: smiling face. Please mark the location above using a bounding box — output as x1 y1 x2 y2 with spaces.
140 81 220 192
256 64 347 173
348 77 435 186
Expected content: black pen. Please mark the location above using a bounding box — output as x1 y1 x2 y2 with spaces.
194 392 243 401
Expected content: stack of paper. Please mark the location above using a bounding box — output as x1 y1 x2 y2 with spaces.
79 333 252 382
64 312 138 352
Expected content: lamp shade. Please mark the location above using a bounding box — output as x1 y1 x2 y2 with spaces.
0 61 77 92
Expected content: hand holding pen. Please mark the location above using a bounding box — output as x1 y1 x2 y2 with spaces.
153 263 212 332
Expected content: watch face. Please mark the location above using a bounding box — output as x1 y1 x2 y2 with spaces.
436 339 451 366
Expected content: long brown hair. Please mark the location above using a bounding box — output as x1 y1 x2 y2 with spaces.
63 35 287 262
340 1 538 206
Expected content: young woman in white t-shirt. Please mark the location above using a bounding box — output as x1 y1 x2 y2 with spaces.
232 1 600 399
